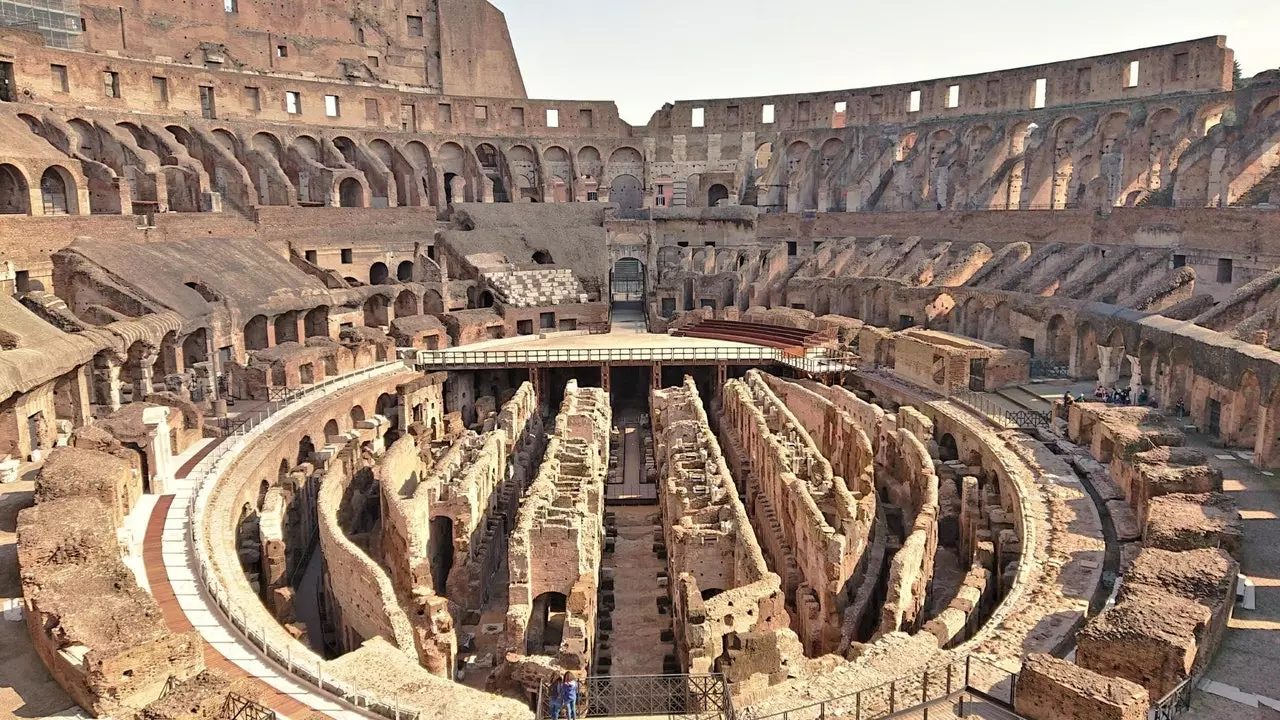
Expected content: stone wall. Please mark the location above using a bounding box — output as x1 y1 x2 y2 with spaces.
503 381 609 682
651 376 801 705
1014 653 1148 720
719 369 873 656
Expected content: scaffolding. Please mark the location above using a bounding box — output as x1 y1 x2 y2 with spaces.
0 0 83 49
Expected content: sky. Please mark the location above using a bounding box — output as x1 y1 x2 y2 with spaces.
497 0 1280 126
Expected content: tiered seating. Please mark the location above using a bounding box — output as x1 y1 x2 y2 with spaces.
673 319 821 349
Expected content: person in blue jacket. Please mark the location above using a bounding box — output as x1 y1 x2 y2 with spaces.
547 676 564 719
561 672 581 719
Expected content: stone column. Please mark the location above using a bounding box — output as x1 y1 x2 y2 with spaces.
133 353 158 401
142 405 176 494
1127 354 1143 398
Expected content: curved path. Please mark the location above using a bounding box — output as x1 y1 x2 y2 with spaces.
141 365 415 719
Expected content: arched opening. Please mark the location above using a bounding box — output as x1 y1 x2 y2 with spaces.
323 418 340 440
1077 322 1100 380
350 405 366 425
338 177 363 207
611 174 643 211
754 142 773 171
1232 371 1262 449
244 315 269 351
707 183 729 207
297 435 315 465
181 328 208 368
527 592 568 654
363 295 389 327
423 290 444 315
1104 328 1128 384
532 250 554 265
1046 315 1070 366
396 260 414 282
474 289 494 309
369 262 389 285
428 516 454 595
611 257 645 312
0 164 29 214
701 588 725 601
939 434 959 462
304 306 329 338
394 290 419 317
273 311 299 344
40 166 73 215
443 172 459 205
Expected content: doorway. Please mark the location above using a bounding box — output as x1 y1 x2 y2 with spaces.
0 63 13 102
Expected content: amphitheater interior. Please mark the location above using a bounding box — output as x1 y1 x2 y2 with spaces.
0 6 1276 720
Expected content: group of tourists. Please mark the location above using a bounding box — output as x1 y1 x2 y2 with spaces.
547 672 582 719
1061 385 1152 407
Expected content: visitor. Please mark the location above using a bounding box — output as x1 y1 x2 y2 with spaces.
548 676 564 719
1138 387 1150 406
1095 385 1107 401
1062 391 1075 406
562 672 581 719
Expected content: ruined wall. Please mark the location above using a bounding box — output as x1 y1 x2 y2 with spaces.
650 376 800 705
504 381 609 680
316 439 420 658
18 454 203 716
1014 653 1149 720
719 369 870 656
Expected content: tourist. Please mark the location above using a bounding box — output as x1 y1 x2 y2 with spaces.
547 676 564 719
1095 385 1107 401
1062 391 1075 406
562 672 581 719
1138 387 1150 406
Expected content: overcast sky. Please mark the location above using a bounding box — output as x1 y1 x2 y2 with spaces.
498 0 1280 126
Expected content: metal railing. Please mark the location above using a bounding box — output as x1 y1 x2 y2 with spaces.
537 674 735 719
1028 359 1070 379
1148 675 1197 720
183 362 425 720
950 389 1050 429
407 346 858 375
739 656 1018 720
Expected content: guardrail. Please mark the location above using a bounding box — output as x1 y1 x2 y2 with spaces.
404 346 859 375
741 656 1018 720
1148 674 1197 720
536 674 735 719
951 389 1050 429
1029 359 1071 379
183 362 425 720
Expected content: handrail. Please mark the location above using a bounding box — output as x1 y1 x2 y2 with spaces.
407 346 859 375
183 361 424 720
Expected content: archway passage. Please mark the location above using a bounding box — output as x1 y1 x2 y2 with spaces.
611 257 645 313
612 174 643 211
527 592 568 654
40 167 71 215
707 183 729 207
338 178 363 207
429 516 454 595
369 262 390 285
0 164 29 214
939 433 959 463
397 260 414 282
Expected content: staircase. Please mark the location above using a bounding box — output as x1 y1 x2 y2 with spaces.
1233 163 1280 207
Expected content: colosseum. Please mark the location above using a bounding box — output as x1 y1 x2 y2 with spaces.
0 3 1275 720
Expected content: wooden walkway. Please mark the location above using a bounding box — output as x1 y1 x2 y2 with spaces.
143 494 317 717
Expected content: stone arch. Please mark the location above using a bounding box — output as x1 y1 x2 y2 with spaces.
707 183 729 207
39 165 77 215
1251 94 1280 122
754 142 773 170
338 177 364 207
350 405 366 424
475 143 500 170
304 306 329 338
332 136 357 165
252 132 283 164
244 315 269 351
1009 121 1035 155
895 133 918 162
324 418 340 440
293 135 321 162
1076 321 1100 380
364 295 389 327
397 260 414 282
369 138 393 167
532 250 553 265
610 173 643 211
0 164 30 214
423 290 444 315
1045 314 1070 365
369 262 390 285
212 128 239 154
273 311 299 344
609 146 643 165
1196 102 1231 136
1229 370 1262 449
394 289 419 317
543 145 569 163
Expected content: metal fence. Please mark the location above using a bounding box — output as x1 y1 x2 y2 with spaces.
538 674 735 719
950 389 1049 429
1147 675 1197 720
742 656 1019 720
184 362 425 720
1028 359 1070 379
219 692 276 720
